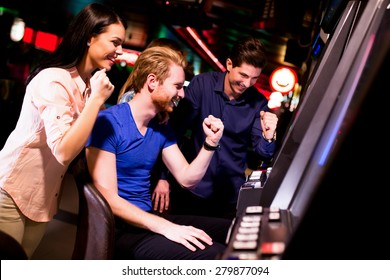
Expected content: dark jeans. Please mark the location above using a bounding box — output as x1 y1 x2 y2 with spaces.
114 214 232 260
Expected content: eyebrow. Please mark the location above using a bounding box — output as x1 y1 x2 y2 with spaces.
239 71 260 79
112 36 123 40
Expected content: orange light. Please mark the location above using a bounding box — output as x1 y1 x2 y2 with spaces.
269 67 297 94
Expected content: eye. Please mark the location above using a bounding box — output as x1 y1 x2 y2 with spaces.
112 40 121 47
240 73 249 79
175 83 184 90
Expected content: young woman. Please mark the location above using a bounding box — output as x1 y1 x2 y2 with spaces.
0 3 127 258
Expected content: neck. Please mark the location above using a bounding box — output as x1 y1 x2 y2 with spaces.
76 57 94 82
223 75 236 100
130 92 158 128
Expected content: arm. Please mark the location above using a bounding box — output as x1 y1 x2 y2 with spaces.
260 110 278 142
54 69 113 165
151 155 170 213
151 179 170 213
162 115 224 188
86 146 213 251
251 110 278 159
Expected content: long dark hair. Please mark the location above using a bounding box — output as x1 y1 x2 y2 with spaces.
26 3 127 84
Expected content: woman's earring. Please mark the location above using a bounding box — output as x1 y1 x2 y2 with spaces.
87 42 91 47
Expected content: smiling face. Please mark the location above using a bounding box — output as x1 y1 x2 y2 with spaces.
152 63 185 113
87 22 126 71
270 67 297 93
225 59 262 99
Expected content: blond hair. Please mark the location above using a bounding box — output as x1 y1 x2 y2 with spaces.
118 46 187 102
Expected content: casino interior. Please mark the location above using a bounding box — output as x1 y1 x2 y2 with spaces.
0 0 389 260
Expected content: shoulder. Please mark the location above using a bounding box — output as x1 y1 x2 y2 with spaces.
29 68 74 89
100 103 129 121
27 68 78 101
93 105 127 139
191 71 223 83
187 71 223 90
34 68 72 81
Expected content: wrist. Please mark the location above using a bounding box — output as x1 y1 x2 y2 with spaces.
203 140 220 151
262 131 276 143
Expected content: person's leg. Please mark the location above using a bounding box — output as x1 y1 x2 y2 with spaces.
133 233 226 260
0 188 25 243
22 219 48 258
168 214 233 245
0 188 47 258
114 215 231 260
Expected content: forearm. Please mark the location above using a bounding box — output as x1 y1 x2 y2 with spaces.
106 191 173 234
253 136 276 159
177 146 215 188
54 98 103 165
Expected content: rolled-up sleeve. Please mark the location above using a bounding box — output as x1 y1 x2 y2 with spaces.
30 69 81 157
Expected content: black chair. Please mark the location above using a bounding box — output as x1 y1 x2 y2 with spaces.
0 230 28 260
71 158 115 260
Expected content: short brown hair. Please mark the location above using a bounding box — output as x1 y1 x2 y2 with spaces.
229 36 267 69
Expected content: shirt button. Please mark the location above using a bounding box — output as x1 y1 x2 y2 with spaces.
56 116 60 119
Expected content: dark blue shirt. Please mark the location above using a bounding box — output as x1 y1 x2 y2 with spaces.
171 71 276 203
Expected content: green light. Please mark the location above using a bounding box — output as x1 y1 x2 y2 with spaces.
0 6 19 16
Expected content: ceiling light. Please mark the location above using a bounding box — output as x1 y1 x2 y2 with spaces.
10 17 25 42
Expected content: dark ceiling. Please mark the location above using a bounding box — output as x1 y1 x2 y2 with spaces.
111 0 326 78
1 0 327 89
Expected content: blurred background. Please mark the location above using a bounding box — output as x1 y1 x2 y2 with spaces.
0 0 328 147
2 0 389 261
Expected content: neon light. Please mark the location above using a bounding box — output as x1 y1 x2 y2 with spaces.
22 27 34 44
186 27 226 71
35 31 59 52
269 67 298 93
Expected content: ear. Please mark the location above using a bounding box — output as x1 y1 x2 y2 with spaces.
88 36 95 46
146 73 158 91
226 58 233 72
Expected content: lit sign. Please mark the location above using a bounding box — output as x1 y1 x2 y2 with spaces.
269 67 297 94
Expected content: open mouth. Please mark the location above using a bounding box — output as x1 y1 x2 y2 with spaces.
171 97 180 107
172 99 179 107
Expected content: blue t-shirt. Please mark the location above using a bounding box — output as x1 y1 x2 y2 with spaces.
86 102 176 211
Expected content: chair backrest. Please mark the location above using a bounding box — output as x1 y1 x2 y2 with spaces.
0 230 28 260
71 158 115 260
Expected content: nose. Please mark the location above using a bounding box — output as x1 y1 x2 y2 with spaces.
242 77 252 88
178 88 185 98
116 45 123 56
